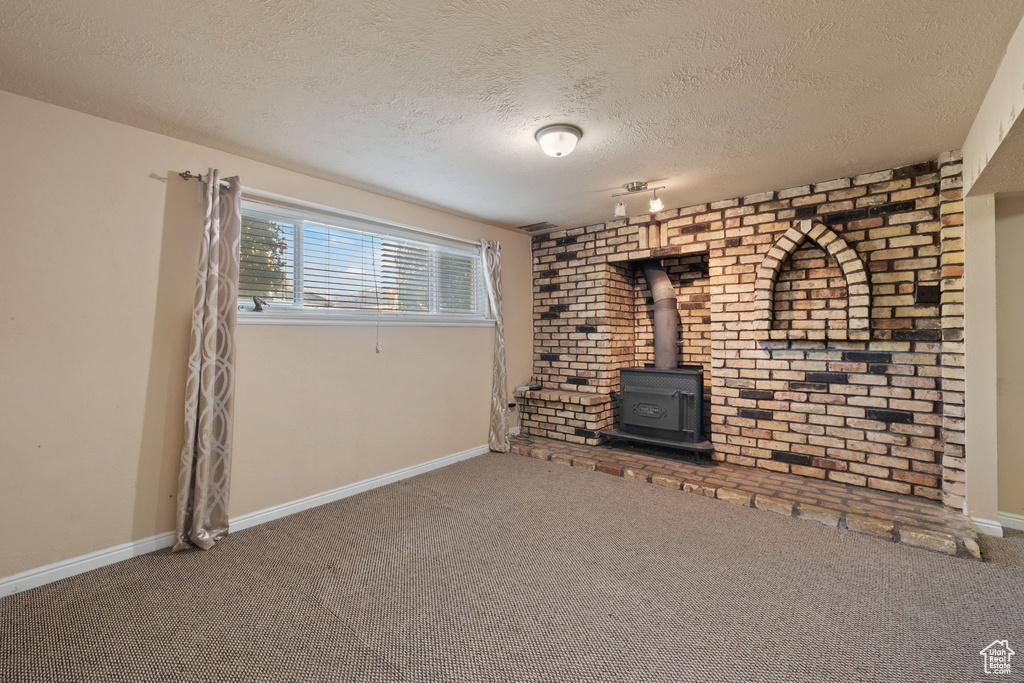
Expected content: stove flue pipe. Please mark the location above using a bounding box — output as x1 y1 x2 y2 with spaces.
638 259 681 370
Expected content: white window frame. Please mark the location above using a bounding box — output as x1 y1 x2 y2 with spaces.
237 192 494 327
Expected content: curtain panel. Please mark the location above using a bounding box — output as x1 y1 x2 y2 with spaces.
174 169 242 552
480 239 510 452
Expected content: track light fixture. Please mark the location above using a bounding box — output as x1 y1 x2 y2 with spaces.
649 190 664 213
611 181 667 218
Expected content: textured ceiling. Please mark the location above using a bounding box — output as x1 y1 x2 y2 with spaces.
1 1 1022 230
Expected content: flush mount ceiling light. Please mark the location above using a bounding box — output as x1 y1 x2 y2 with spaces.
535 124 582 157
611 181 667 217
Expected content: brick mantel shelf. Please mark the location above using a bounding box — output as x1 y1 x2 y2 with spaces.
752 219 871 341
607 243 710 264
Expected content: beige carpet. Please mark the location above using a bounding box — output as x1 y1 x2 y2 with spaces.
2 453 1023 682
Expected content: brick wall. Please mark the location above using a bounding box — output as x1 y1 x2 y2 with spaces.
773 243 849 331
520 153 966 506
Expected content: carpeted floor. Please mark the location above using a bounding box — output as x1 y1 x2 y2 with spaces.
2 453 1022 682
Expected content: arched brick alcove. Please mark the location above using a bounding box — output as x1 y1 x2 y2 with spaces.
752 220 870 340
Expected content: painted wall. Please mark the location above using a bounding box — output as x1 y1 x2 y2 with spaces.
0 90 532 578
963 14 1024 195
963 195 1000 527
961 13 1024 532
996 194 1024 519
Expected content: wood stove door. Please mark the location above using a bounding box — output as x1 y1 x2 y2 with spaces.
623 387 692 434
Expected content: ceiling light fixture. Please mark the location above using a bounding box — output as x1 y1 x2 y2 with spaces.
611 181 667 217
649 190 664 213
535 124 582 157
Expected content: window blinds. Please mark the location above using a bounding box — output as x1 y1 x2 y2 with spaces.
238 203 487 318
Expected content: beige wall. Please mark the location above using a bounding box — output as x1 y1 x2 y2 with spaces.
963 14 1024 532
963 195 1000 528
963 15 1024 195
996 194 1024 519
0 90 532 578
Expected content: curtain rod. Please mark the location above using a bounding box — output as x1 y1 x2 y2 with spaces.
179 171 486 249
242 187 484 248
179 170 232 190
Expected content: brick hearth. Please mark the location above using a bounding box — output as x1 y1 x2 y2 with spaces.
509 435 980 559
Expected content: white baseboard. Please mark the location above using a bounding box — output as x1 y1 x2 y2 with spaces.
998 511 1024 532
230 443 489 532
971 516 1005 537
0 443 490 598
0 531 178 599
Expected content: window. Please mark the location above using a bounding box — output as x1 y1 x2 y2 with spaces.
237 199 490 325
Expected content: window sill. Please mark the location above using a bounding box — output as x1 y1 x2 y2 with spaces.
237 311 496 327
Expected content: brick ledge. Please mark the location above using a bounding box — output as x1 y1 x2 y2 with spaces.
606 243 709 263
513 388 611 406
507 440 981 560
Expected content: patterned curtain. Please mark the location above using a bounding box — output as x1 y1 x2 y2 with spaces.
480 239 510 452
174 169 242 552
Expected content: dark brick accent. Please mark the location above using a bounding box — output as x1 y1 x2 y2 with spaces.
555 235 578 246
892 161 933 179
539 313 558 320
554 252 576 262
789 381 829 392
576 325 597 333
538 284 559 293
822 208 868 224
739 389 775 401
892 330 941 342
843 351 892 363
539 353 560 362
867 200 916 216
538 269 559 278
866 409 915 424
805 372 848 384
566 377 589 386
794 206 817 218
574 428 596 438
915 284 941 304
739 409 774 421
868 364 891 375
724 237 743 248
547 304 569 313
676 222 711 236
772 451 812 466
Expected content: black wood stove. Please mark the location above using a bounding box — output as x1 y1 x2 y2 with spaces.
600 259 713 455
